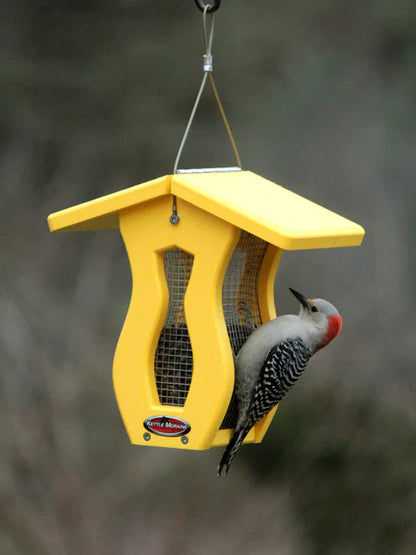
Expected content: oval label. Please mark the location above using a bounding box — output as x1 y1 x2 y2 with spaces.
143 416 191 437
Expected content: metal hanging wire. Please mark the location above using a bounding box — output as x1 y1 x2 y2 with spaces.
170 2 241 224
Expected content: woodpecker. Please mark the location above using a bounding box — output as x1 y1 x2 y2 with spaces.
217 288 342 476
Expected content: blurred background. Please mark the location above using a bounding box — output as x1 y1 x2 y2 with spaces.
1 0 415 553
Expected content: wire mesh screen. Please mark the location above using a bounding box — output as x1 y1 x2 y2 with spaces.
220 231 268 429
154 249 194 406
153 232 268 422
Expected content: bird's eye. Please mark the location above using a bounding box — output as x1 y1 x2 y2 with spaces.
311 306 318 313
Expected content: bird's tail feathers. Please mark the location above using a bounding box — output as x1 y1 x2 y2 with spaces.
217 425 251 477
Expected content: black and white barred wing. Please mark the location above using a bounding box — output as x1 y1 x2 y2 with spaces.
246 338 312 429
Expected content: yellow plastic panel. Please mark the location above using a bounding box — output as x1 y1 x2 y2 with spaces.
172 171 365 250
258 244 282 323
251 244 283 443
211 426 257 448
47 175 171 232
210 242 283 447
114 195 241 449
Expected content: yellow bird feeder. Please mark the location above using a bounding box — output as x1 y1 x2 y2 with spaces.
47 169 364 450
48 2 365 452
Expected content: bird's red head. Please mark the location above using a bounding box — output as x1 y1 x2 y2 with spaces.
325 314 343 343
313 313 342 352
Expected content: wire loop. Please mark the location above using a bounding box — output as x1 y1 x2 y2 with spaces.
171 2 241 223
194 0 221 14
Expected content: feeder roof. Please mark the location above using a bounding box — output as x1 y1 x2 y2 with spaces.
47 171 364 250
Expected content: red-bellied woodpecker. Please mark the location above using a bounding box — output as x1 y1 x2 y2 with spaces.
217 288 342 476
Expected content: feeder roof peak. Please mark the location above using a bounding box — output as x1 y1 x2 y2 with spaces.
47 170 364 250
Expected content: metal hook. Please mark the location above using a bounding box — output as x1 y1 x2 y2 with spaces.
194 0 221 14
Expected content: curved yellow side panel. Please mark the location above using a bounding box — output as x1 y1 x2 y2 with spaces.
258 244 282 323
252 243 283 442
211 243 283 447
114 195 241 449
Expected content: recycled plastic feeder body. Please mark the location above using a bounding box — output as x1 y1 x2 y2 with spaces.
48 170 364 450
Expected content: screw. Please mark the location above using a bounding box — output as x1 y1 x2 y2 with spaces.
143 432 151 441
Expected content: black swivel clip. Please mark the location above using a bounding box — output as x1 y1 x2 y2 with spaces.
194 0 221 14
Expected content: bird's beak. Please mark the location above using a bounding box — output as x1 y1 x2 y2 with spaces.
289 288 309 309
